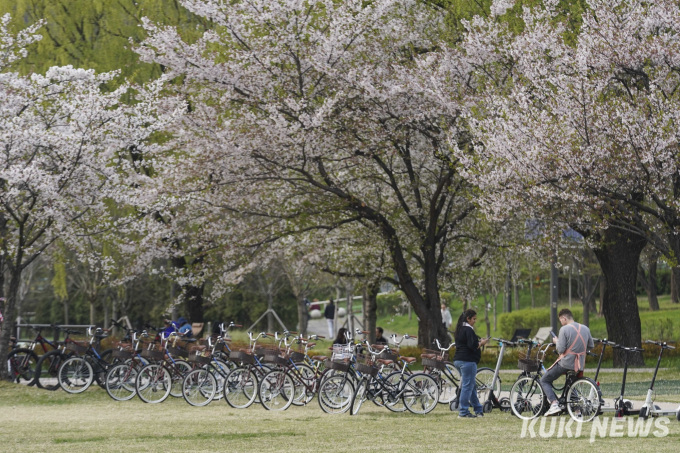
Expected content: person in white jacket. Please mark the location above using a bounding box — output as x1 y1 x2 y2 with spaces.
441 304 453 330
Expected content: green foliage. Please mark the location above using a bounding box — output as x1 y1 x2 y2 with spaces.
0 0 210 85
495 307 583 340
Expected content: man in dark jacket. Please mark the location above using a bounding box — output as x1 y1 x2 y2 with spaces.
375 327 388 345
324 300 335 338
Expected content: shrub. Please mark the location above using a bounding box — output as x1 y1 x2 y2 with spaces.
497 307 583 340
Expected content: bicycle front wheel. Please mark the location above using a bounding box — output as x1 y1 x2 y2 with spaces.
567 378 601 422
183 369 217 407
259 370 295 411
136 364 172 404
58 357 94 394
106 364 139 401
224 368 258 409
402 373 439 415
169 360 192 398
318 374 354 414
510 376 545 420
350 378 368 415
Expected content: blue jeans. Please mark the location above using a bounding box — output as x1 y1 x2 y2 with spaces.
454 360 483 416
540 363 568 404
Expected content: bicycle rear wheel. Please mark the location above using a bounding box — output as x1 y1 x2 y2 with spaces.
438 363 460 404
106 364 139 401
224 368 258 409
35 350 65 391
402 374 439 414
510 376 545 420
318 374 354 414
183 368 217 407
291 363 315 406
259 370 295 411
7 349 38 384
567 378 601 422
211 358 233 401
58 357 94 394
136 364 172 404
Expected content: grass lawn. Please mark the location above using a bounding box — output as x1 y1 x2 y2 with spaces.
1 381 679 452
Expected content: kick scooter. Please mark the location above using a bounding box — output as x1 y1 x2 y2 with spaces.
639 340 680 421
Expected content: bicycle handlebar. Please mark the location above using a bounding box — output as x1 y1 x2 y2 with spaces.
433 338 455 352
492 338 516 345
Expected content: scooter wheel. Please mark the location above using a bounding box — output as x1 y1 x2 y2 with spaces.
624 400 633 410
676 409 680 422
483 400 493 414
449 398 459 412
639 407 648 420
499 397 512 413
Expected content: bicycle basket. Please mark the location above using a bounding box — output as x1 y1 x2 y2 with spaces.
140 346 165 360
324 358 350 373
286 342 306 362
355 354 378 377
518 348 540 372
167 346 188 357
112 349 133 360
421 357 446 370
262 345 288 366
376 349 399 362
65 342 88 355
188 351 212 365
331 344 352 362
230 350 254 365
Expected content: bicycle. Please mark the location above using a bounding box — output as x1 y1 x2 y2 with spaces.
509 342 601 422
350 341 440 415
57 327 112 393
181 334 236 406
105 331 149 401
134 331 193 403
7 325 60 385
223 332 274 409
421 339 461 407
33 326 83 390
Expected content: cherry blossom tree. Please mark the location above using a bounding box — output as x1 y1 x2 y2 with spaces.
132 0 493 346
419 0 680 363
0 15 175 377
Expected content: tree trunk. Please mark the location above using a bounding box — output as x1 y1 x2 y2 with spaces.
599 278 605 316
0 270 22 380
184 283 205 323
493 291 498 331
296 297 308 336
484 293 491 338
568 267 572 308
90 299 96 326
582 297 589 327
366 282 379 344
530 274 535 308
63 300 69 325
513 280 520 311
647 256 659 311
671 268 680 304
593 228 646 367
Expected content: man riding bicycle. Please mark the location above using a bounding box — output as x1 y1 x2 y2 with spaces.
542 308 594 416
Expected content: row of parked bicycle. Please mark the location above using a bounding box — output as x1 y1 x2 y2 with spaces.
6 321 680 422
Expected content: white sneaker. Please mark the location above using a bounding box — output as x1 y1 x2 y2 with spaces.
545 403 562 416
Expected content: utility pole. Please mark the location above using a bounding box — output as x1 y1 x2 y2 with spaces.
505 260 512 313
551 255 559 334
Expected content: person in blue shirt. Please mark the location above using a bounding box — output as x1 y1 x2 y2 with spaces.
161 319 179 336
177 317 193 337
